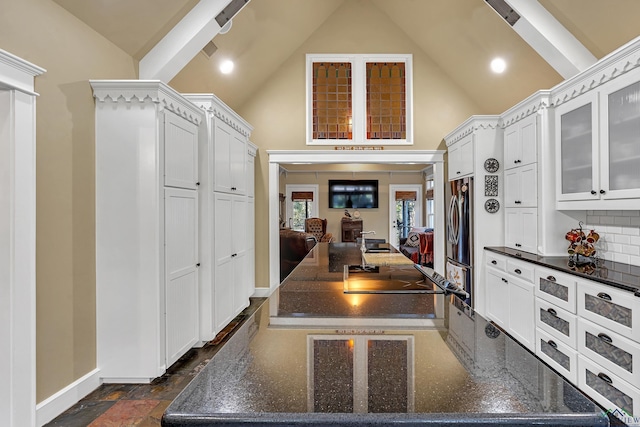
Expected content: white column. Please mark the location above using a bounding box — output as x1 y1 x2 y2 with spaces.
0 49 45 427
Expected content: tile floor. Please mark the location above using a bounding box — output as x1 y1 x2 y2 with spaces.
45 298 266 427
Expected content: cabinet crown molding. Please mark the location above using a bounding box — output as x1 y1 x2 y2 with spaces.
444 115 500 146
551 36 640 107
183 93 253 138
501 91 551 128
89 80 204 125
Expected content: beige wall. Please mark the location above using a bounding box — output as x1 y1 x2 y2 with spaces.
231 1 480 287
282 171 425 242
0 0 136 402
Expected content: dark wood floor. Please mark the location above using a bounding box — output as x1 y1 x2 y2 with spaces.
45 298 265 427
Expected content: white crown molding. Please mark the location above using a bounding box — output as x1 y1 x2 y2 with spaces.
247 140 258 157
551 35 640 107
501 90 552 127
444 115 501 146
183 93 253 137
0 49 45 94
89 80 203 125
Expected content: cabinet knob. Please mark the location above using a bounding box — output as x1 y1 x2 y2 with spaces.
515 243 522 248
599 189 606 194
547 308 557 317
546 275 556 282
231 187 237 191
590 190 597 195
231 253 237 258
514 200 521 204
491 260 497 265
196 182 200 186
597 333 613 344
456 171 461 175
547 340 557 349
196 263 201 267
597 373 613 384
597 292 612 301
514 268 522 274
501 278 508 283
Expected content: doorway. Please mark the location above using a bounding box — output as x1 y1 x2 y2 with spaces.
388 185 423 248
267 150 446 293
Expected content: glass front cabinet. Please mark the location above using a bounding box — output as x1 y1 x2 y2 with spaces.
556 70 640 209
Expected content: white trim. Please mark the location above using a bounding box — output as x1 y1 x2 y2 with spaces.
270 316 444 329
0 50 44 427
388 184 423 247
266 150 446 294
35 369 101 427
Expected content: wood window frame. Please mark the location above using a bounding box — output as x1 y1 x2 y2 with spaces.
306 54 413 146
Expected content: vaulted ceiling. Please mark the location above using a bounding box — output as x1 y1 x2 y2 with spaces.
53 0 640 114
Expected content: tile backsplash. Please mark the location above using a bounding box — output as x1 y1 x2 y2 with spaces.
584 210 640 266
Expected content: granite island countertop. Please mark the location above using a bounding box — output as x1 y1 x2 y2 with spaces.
162 243 609 426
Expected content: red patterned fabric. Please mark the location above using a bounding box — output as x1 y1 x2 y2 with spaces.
409 232 433 266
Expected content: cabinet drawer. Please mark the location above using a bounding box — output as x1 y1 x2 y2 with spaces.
578 318 640 386
485 252 506 271
536 328 577 384
578 355 640 418
577 279 640 342
534 267 576 313
506 258 534 283
535 298 577 348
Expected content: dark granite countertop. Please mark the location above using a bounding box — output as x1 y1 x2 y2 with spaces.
163 244 608 426
485 246 640 296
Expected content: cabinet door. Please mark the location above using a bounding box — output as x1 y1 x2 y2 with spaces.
505 208 537 253
448 135 474 180
230 132 246 194
165 188 199 366
164 111 198 190
504 124 520 170
600 76 640 200
508 276 535 351
231 196 249 314
555 93 600 201
213 192 234 331
504 165 537 208
519 114 537 167
504 168 520 207
214 119 233 193
247 154 255 198
486 268 509 328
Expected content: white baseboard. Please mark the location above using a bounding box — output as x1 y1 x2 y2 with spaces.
252 285 276 298
35 368 101 427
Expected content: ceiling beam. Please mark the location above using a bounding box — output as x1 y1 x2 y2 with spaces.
139 0 250 82
505 0 597 79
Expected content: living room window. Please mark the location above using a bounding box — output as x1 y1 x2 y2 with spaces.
286 185 319 231
306 54 413 145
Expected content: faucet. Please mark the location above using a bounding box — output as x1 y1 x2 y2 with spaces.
360 230 376 253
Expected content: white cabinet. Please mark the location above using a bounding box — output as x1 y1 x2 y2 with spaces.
214 118 246 194
185 93 255 341
447 134 474 180
505 208 537 254
504 164 537 208
213 193 248 329
555 59 640 209
486 267 509 328
504 113 537 170
484 252 535 352
91 81 203 382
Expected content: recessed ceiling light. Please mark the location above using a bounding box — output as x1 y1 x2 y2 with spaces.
220 60 234 74
490 57 507 74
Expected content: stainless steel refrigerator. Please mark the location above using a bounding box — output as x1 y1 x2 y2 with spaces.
446 177 473 307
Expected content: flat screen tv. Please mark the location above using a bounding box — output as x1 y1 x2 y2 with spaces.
328 180 379 209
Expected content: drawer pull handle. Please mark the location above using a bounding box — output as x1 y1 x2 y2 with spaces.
597 292 612 301
590 190 597 195
502 278 508 283
597 373 613 384
515 200 522 204
547 340 557 349
546 275 556 282
515 243 522 248
514 268 522 274
547 308 557 317
491 260 497 265
597 333 613 344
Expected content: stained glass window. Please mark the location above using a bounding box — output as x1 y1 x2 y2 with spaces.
366 62 406 140
312 62 352 140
